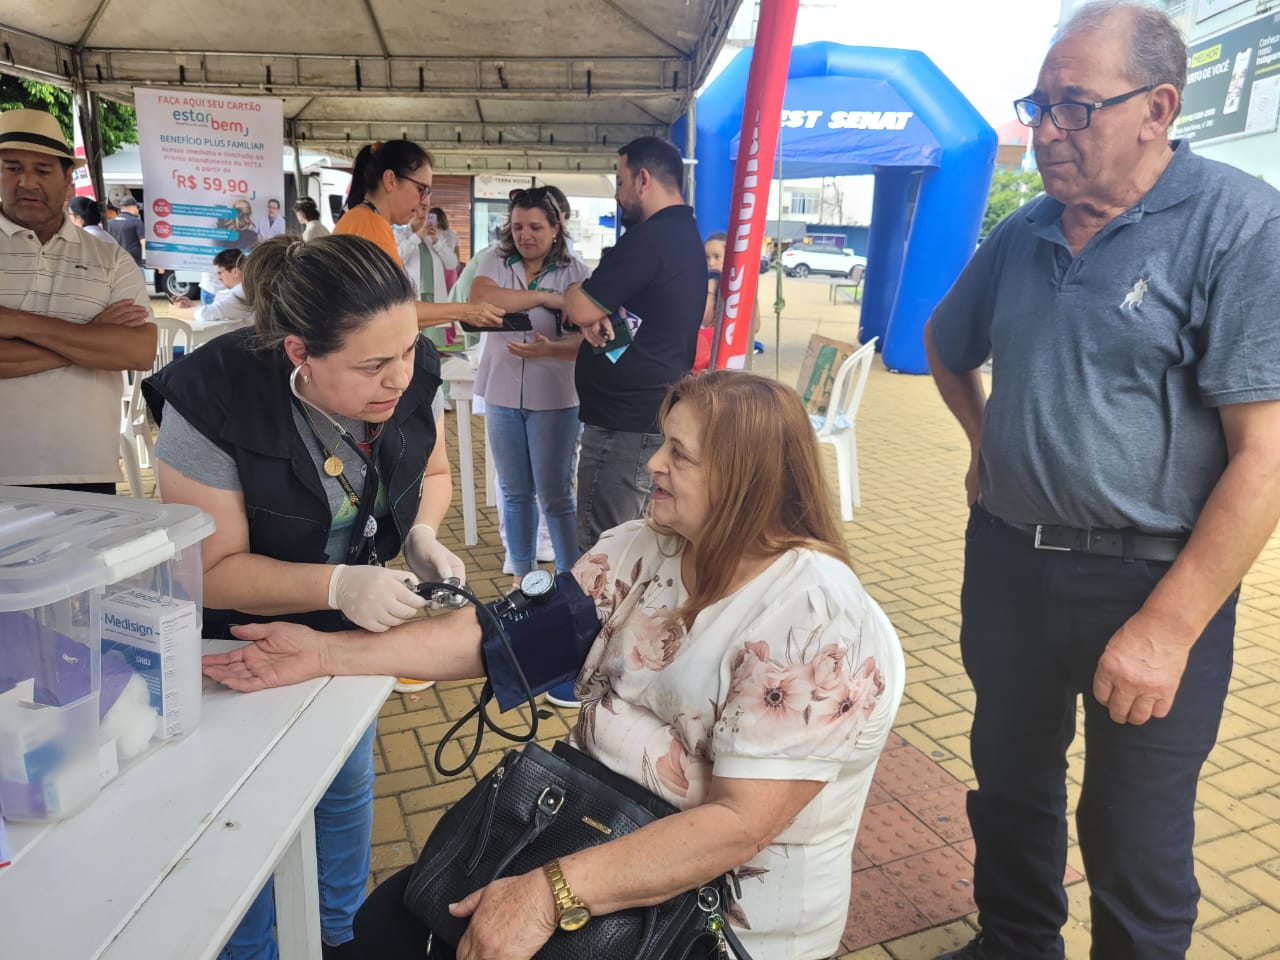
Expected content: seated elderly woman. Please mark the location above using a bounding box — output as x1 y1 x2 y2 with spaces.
203 370 904 960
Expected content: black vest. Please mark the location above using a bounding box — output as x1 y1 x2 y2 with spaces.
143 328 443 637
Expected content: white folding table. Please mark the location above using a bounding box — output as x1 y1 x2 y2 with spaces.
0 652 392 960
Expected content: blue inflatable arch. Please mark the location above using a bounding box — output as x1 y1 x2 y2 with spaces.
679 42 996 373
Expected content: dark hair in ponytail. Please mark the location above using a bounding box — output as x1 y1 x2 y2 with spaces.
243 235 414 357
347 140 433 208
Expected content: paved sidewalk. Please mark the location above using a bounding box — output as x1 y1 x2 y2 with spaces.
151 280 1280 959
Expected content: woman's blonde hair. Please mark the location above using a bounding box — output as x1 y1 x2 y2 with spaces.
652 370 852 628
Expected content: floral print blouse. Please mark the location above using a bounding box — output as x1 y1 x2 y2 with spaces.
568 521 904 959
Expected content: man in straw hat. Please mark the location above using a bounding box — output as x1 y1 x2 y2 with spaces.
0 108 156 492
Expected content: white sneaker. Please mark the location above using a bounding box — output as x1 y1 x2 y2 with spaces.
545 680 580 709
502 557 515 575
393 678 436 694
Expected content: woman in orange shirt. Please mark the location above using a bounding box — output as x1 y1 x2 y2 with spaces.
335 141 500 331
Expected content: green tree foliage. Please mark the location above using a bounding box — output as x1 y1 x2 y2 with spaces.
0 75 137 156
982 168 1044 236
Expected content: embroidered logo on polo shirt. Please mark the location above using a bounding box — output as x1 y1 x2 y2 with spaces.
1121 277 1149 310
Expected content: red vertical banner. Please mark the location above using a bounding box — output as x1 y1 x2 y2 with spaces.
714 0 800 369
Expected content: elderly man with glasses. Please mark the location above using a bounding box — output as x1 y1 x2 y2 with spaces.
923 2 1280 959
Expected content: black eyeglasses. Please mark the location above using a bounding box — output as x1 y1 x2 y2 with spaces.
1014 85 1153 131
400 173 432 199
510 187 551 204
509 187 562 218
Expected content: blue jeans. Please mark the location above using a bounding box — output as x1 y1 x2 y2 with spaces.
961 505 1235 960
218 722 377 958
486 404 580 575
575 425 663 556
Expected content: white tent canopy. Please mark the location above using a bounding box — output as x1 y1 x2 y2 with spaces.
1 0 741 174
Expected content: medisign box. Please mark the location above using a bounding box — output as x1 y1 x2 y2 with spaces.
101 590 201 741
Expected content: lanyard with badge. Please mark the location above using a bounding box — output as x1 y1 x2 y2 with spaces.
289 366 386 566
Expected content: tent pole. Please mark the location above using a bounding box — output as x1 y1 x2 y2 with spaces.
71 53 106 202
290 121 305 200
773 147 784 381
685 102 697 206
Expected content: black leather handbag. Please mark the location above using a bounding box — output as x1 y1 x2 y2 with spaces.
402 739 753 959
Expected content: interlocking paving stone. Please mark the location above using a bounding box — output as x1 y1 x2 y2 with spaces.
881 846 976 925
855 801 947 866
841 867 931 953
898 782 972 845
872 743 964 799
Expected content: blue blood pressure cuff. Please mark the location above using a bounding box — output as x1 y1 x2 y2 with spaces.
479 572 602 712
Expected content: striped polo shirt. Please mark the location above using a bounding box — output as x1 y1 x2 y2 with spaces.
0 212 152 484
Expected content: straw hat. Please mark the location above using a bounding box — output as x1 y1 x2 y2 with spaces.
0 108 86 168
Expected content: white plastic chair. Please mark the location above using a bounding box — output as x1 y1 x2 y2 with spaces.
812 337 877 521
150 316 194 373
119 317 192 495
119 373 157 498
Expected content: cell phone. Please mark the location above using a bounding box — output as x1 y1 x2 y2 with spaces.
459 312 533 333
591 308 638 356
427 212 438 227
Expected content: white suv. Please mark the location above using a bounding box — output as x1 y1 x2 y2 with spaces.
781 245 866 279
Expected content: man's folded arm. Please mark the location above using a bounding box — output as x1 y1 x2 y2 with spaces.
0 338 72 379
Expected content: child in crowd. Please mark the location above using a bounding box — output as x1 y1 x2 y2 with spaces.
693 232 726 372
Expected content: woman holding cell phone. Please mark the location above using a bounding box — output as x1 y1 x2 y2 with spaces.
469 189 589 607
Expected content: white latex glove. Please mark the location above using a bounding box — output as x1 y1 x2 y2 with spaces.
328 564 427 632
403 524 467 584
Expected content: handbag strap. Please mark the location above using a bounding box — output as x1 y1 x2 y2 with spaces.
414 580 544 777
722 920 753 960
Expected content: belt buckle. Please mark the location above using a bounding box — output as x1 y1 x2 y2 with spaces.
1033 525 1071 551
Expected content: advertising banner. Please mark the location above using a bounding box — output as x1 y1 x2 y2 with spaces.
71 102 94 198
134 88 284 270
1196 0 1251 23
474 173 534 200
714 0 800 369
729 75 942 178
1173 11 1280 143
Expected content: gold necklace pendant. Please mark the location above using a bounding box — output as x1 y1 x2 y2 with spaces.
324 454 345 477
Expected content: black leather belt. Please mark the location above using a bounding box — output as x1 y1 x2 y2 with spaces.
1029 523 1185 563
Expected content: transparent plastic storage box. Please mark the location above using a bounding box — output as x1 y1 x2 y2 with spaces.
0 487 214 822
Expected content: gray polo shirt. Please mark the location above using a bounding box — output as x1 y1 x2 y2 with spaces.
932 140 1280 535
473 247 590 410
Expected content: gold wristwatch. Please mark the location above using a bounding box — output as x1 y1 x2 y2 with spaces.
543 858 591 931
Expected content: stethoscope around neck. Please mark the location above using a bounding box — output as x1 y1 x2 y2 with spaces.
288 363 388 565
288 364 374 460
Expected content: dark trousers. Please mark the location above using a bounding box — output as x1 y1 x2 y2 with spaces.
961 505 1235 960
575 424 663 556
351 866 452 959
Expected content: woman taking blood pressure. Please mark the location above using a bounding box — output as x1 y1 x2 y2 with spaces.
143 234 464 959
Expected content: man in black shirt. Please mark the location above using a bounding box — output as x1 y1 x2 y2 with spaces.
107 195 145 269
564 136 706 556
